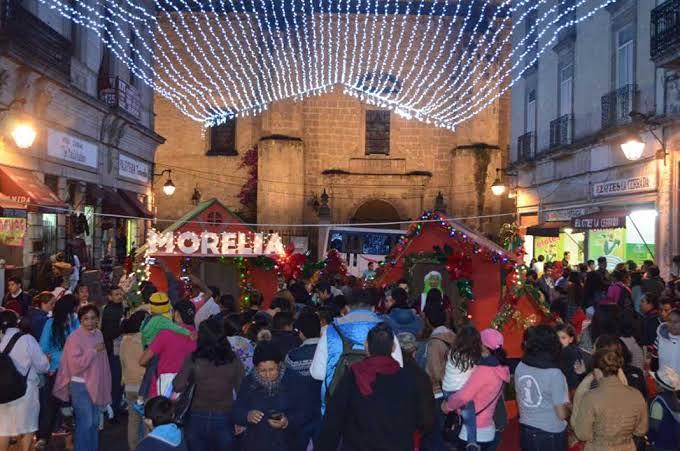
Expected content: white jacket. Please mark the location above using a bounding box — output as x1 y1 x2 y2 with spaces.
656 323 680 376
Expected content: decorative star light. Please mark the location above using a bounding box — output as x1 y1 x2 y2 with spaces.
41 0 617 129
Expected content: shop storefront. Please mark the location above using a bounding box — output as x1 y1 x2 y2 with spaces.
0 165 68 271
525 175 659 271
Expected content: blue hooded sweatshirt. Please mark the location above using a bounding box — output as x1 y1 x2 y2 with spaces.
135 423 187 451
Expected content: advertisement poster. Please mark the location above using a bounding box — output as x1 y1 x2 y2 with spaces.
588 228 626 270
534 236 563 263
0 217 26 247
625 214 656 264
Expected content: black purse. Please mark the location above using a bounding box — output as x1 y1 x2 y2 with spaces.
174 366 196 426
442 385 504 443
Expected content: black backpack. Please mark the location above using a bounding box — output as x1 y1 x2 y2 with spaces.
325 323 366 403
0 333 29 404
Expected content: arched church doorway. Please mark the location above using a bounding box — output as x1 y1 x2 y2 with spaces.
351 200 402 229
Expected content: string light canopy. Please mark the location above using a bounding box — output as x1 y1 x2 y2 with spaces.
42 0 617 130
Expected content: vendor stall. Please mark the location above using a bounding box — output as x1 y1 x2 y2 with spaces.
372 212 551 357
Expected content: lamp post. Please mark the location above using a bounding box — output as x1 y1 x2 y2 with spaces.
154 169 176 196
491 168 518 196
0 99 37 149
621 112 668 164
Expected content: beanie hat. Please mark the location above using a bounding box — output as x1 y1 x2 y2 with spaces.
480 328 504 350
149 292 171 315
253 340 283 366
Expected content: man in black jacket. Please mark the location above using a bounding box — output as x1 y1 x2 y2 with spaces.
317 323 425 451
101 286 127 419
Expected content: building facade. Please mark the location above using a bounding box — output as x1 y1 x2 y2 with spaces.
510 0 680 276
152 7 513 265
154 86 510 256
0 0 164 288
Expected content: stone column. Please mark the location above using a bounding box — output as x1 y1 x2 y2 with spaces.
256 137 305 234
450 144 503 233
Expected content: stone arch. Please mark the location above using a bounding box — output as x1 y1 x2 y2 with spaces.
350 199 402 227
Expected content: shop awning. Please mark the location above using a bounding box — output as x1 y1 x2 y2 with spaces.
86 185 152 219
571 210 628 230
118 189 153 219
526 221 569 237
0 165 68 212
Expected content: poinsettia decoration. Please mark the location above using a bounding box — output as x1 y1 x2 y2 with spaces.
276 243 307 281
321 249 348 279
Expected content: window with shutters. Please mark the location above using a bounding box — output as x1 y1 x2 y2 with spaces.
365 110 390 155
207 119 237 156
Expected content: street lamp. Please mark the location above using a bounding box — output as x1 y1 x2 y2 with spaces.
491 168 518 196
491 170 506 196
10 121 37 149
154 169 176 196
621 112 668 164
0 99 37 149
620 133 645 161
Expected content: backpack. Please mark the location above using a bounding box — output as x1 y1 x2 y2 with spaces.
648 391 680 449
0 333 29 404
325 323 367 402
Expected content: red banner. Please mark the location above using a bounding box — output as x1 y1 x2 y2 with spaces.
0 217 26 247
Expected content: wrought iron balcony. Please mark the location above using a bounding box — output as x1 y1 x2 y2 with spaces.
0 0 72 79
549 114 573 148
517 132 536 162
651 0 680 68
99 76 141 119
601 84 638 130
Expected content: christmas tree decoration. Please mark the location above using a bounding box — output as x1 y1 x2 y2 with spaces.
40 0 615 130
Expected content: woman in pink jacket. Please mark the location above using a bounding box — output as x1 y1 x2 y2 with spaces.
53 305 111 451
442 328 510 451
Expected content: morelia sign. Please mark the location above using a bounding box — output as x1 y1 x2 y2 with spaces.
592 176 656 197
147 230 285 256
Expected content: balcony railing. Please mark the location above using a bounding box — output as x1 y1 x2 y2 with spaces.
0 0 72 79
517 132 536 162
651 0 680 68
99 76 141 119
601 84 638 129
549 114 573 148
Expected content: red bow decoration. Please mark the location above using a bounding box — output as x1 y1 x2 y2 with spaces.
445 251 473 280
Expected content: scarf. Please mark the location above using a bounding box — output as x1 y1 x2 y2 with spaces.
141 314 190 348
350 355 400 397
521 351 559 369
253 363 286 397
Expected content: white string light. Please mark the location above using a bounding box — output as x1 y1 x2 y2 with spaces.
40 0 616 129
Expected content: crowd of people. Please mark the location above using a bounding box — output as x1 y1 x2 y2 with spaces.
0 253 678 451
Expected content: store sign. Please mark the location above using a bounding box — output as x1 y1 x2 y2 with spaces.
147 230 285 256
572 214 627 230
119 154 151 183
47 129 98 169
543 207 599 222
593 176 656 197
0 217 26 247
